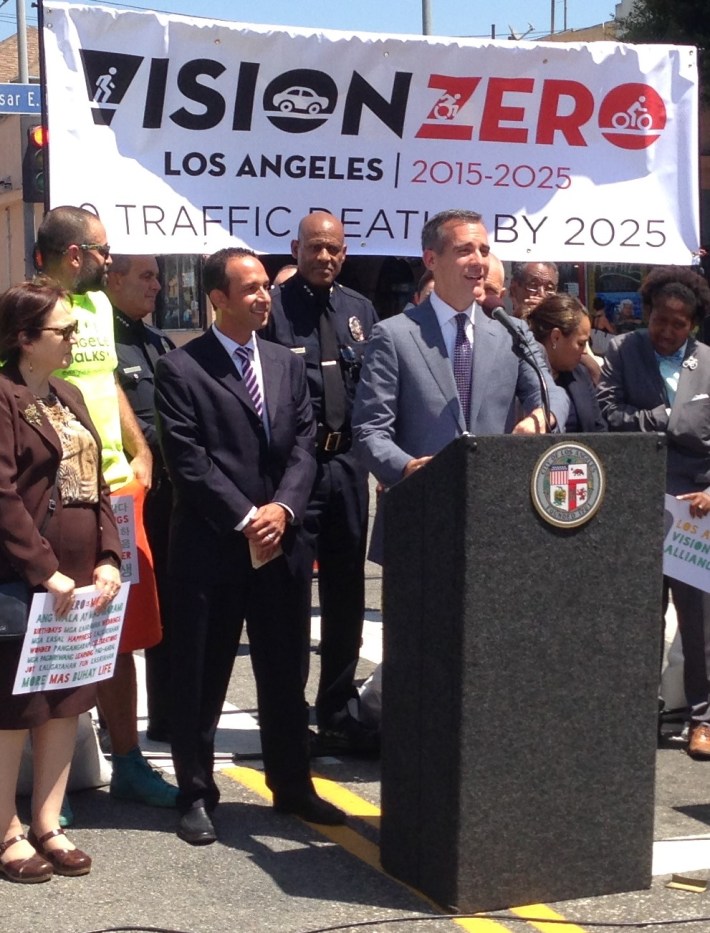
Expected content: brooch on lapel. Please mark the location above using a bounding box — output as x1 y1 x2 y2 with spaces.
683 356 698 370
23 403 43 426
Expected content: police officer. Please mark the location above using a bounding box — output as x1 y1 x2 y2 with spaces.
106 254 175 743
263 212 379 754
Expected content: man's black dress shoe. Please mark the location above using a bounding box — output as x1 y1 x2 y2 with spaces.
273 792 346 825
177 806 217 845
311 716 380 758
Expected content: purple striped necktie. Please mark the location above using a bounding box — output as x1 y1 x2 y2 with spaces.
453 312 472 427
234 345 264 418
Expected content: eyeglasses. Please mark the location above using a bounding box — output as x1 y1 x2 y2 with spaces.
79 242 111 259
523 278 557 296
41 323 79 340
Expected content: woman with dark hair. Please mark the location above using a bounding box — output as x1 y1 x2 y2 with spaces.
0 281 121 883
528 293 606 432
598 265 710 757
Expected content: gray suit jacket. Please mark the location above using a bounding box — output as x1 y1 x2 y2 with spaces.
352 298 568 487
352 300 569 560
598 330 710 494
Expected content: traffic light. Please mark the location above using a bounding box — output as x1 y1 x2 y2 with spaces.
22 124 47 203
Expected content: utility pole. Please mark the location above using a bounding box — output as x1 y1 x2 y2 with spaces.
17 0 36 277
16 0 28 82
422 0 432 35
550 0 555 35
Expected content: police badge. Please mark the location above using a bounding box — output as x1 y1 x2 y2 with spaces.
348 316 365 342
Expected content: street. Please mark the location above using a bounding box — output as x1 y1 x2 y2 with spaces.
8 553 710 933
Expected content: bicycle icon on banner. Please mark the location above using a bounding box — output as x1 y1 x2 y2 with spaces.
611 95 654 131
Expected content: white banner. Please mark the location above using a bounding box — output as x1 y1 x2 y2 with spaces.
12 584 129 695
43 3 699 261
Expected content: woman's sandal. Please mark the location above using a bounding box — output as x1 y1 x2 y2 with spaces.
28 828 91 877
0 834 53 884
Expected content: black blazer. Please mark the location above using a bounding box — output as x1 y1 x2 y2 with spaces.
154 329 316 578
599 330 710 494
557 364 607 433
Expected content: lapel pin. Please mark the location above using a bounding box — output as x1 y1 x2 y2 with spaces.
22 403 43 426
683 356 698 370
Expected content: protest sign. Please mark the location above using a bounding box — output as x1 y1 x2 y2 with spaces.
111 494 140 585
663 495 710 593
12 583 129 695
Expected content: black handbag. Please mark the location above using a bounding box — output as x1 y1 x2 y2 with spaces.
0 581 31 638
0 480 58 640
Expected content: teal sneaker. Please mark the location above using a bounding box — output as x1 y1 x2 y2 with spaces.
110 747 178 808
59 794 74 828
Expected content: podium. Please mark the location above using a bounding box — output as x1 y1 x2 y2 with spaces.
380 433 667 912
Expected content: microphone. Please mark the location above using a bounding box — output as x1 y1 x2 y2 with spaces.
480 296 531 356
491 306 522 341
480 298 552 432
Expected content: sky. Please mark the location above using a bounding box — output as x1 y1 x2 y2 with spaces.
0 0 620 45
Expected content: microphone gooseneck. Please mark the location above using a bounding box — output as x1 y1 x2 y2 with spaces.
484 303 552 433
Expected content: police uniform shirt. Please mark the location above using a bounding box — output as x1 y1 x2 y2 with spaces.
113 308 175 454
264 273 378 428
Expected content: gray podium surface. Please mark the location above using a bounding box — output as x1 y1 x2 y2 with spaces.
380 433 667 912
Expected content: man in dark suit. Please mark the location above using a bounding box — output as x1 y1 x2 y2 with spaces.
353 209 569 562
107 255 175 743
154 248 345 845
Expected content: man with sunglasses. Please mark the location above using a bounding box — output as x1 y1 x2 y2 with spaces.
33 206 178 812
262 211 379 756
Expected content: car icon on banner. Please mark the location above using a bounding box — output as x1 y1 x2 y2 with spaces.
272 86 330 114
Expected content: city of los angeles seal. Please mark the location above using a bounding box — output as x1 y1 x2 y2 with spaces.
531 442 605 528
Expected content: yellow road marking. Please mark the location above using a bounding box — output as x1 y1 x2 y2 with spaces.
510 903 587 932
225 765 586 933
225 766 383 870
454 918 516 932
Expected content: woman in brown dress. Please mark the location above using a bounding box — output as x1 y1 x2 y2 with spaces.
0 281 121 883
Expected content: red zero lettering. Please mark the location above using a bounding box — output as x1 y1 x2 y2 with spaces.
411 76 664 150
536 80 595 146
479 77 533 144
415 75 482 140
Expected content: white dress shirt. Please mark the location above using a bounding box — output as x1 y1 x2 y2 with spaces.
429 291 476 361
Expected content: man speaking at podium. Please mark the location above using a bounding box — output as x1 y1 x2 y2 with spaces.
352 209 569 560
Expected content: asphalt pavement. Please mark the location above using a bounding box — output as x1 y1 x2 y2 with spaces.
9 551 710 933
